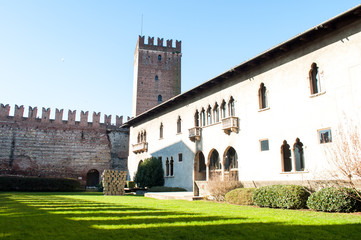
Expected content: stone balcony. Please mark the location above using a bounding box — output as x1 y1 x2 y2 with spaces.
188 127 202 142
222 116 239 134
132 141 148 154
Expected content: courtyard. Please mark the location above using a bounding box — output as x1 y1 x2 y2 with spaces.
0 192 360 240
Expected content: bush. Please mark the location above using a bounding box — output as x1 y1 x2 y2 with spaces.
225 188 255 205
134 157 164 188
0 176 82 192
307 187 361 212
252 185 310 209
148 186 187 192
207 178 242 201
126 181 136 189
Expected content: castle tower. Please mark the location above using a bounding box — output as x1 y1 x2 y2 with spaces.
132 36 182 116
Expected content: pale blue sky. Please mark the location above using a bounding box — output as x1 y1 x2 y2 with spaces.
1 1 360 122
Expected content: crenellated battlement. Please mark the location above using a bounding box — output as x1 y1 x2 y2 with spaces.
138 35 181 52
0 103 126 129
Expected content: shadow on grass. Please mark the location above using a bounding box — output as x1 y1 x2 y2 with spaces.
0 193 361 240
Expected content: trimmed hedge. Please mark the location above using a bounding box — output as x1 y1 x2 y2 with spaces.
134 157 164 188
225 188 255 205
252 185 310 209
0 176 82 192
307 187 361 212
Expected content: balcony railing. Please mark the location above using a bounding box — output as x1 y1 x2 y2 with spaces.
132 141 148 154
188 127 202 141
222 116 239 134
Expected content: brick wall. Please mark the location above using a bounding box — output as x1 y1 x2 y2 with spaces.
0 104 129 186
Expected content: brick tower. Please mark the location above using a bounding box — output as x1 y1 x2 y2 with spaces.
132 36 181 116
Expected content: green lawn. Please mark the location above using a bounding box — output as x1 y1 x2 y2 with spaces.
0 192 360 240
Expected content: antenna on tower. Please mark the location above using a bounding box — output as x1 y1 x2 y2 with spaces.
140 14 143 36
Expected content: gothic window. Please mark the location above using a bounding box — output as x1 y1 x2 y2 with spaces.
194 110 199 127
209 150 221 171
281 140 292 172
155 75 159 81
224 147 238 172
221 100 227 119
207 105 212 125
158 95 162 103
143 131 146 142
259 83 268 109
170 157 174 176
319 128 332 144
200 108 206 126
177 116 182 133
293 138 305 171
228 97 235 116
165 158 170 176
158 55 162 61
140 132 144 142
137 133 141 143
309 63 321 94
213 103 219 123
159 123 163 139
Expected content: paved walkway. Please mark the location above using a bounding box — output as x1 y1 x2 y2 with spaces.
144 192 203 201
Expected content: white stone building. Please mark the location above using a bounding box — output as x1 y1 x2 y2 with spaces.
126 5 361 194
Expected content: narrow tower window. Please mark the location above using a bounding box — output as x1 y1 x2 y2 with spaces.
177 116 182 133
309 63 321 94
259 83 268 109
158 55 162 61
159 123 163 139
155 75 158 81
158 95 162 103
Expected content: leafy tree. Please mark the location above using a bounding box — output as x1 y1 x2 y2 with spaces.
134 157 164 188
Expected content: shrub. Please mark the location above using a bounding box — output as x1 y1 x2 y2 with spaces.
207 178 242 201
126 181 136 189
148 186 187 192
225 188 255 205
0 176 82 192
307 187 361 212
252 185 310 209
134 157 164 188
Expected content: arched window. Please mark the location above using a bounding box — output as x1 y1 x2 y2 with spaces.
224 147 238 172
137 133 141 143
165 158 170 176
177 116 182 133
258 83 268 109
213 103 219 123
158 55 162 61
281 140 292 172
293 138 305 171
207 105 212 125
209 150 221 171
309 62 321 94
159 123 163 139
228 97 235 116
155 75 159 81
200 108 206 126
170 157 174 176
140 132 144 142
194 110 199 127
158 95 162 103
143 131 146 141
221 100 227 119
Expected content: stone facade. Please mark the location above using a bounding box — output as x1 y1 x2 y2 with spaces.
126 6 361 193
132 36 181 116
0 104 129 186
